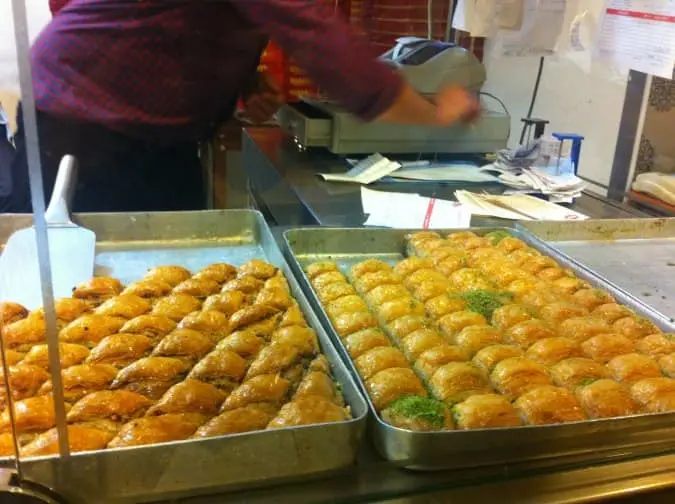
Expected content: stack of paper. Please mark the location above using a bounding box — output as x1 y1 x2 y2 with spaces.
497 167 587 202
318 154 401 184
483 139 587 202
361 187 472 229
455 190 588 221
320 154 499 185
387 162 498 183
493 141 541 170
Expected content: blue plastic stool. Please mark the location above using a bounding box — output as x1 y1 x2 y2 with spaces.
552 133 585 175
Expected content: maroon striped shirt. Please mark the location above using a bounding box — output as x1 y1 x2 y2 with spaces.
33 0 403 143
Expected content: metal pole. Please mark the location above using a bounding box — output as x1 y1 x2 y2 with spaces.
445 0 456 42
0 332 23 480
10 0 70 459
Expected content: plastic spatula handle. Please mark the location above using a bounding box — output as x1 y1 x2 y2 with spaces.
44 155 78 225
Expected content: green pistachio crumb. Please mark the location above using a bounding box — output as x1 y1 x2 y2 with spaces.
485 230 512 245
461 290 514 320
387 395 447 428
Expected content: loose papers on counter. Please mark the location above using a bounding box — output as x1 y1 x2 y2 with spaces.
455 190 588 221
361 187 471 229
360 187 588 228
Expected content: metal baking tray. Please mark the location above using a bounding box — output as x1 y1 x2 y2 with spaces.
283 226 675 471
518 218 675 323
0 210 367 504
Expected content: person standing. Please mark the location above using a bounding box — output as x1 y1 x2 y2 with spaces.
10 0 479 213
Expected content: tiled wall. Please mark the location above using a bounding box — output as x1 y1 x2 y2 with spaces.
635 76 675 179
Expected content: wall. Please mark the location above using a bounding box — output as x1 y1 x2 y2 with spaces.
635 77 675 178
481 0 629 189
482 53 628 189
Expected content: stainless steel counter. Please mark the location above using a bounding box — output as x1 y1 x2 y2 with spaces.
174 445 675 504
164 128 675 504
519 219 675 323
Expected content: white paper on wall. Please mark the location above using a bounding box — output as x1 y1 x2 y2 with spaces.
472 0 501 36
452 0 524 38
453 0 498 37
499 0 526 28
547 0 628 82
548 0 601 74
594 0 675 79
452 0 472 32
492 0 568 56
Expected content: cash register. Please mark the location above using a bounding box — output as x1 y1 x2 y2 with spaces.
277 37 510 155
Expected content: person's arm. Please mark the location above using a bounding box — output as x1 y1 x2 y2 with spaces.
377 84 440 126
242 72 285 124
231 0 476 126
49 0 70 15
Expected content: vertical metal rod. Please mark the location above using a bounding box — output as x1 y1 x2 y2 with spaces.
202 142 214 210
608 71 649 200
0 325 23 480
427 0 433 39
11 0 70 459
555 141 564 176
444 0 455 42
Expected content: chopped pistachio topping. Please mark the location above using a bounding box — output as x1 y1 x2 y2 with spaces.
461 290 513 320
578 378 598 387
387 395 447 428
485 230 512 245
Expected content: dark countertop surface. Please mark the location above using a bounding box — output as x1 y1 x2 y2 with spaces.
164 129 675 504
174 447 675 504
242 128 650 228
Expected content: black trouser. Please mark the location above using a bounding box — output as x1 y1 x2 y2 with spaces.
8 107 205 213
0 116 14 211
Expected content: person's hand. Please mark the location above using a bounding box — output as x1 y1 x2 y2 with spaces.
435 86 481 126
243 73 284 124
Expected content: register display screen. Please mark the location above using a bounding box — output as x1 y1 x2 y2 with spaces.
400 42 453 66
